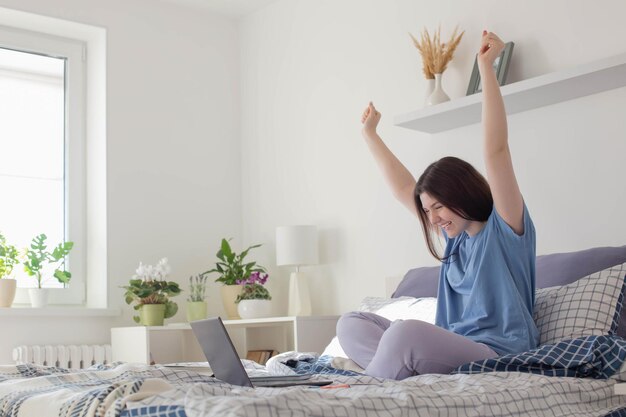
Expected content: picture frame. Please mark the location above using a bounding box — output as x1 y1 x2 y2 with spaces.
466 42 514 95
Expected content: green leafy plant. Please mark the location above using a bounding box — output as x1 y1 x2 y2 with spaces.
122 258 182 323
23 234 74 288
235 271 271 303
0 232 19 279
188 274 209 302
202 238 267 286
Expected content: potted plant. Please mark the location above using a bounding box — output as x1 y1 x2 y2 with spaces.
122 258 182 326
23 234 74 308
0 232 20 308
235 271 273 319
186 273 208 322
202 238 267 319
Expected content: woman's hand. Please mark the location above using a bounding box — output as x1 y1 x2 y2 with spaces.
477 31 505 74
361 102 381 139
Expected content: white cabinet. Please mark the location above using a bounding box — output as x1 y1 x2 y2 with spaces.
111 315 339 364
395 52 626 133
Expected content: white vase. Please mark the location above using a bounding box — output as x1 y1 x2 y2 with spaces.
237 299 272 319
0 279 17 307
423 78 435 106
28 288 49 308
427 73 450 106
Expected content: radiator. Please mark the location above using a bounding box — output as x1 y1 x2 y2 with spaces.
12 344 112 369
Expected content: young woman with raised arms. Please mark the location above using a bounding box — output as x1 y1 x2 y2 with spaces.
337 31 539 379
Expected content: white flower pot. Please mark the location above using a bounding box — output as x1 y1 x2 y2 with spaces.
237 299 272 319
28 288 49 308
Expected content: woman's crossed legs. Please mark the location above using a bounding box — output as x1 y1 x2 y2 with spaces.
336 311 497 380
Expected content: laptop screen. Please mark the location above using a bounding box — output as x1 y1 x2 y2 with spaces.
190 317 254 387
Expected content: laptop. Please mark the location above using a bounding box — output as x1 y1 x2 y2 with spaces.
190 317 333 388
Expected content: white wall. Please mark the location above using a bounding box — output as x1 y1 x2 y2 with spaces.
0 0 240 363
239 0 626 315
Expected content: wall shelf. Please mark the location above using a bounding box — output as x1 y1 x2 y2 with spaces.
394 52 626 133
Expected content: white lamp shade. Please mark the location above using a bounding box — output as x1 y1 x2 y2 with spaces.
276 225 318 266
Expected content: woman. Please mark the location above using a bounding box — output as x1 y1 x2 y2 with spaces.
336 31 539 380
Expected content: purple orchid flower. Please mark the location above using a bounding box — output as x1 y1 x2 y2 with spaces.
238 271 269 287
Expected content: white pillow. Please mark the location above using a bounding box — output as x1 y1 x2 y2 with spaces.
321 336 348 358
322 296 437 358
534 262 626 346
359 296 437 323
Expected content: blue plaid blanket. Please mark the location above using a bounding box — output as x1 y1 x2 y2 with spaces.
456 335 626 378
291 355 363 377
290 336 626 381
3 337 625 417
291 336 626 380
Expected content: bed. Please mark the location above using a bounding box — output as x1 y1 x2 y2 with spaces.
2 245 626 417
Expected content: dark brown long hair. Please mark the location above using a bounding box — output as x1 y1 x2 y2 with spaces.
414 157 493 261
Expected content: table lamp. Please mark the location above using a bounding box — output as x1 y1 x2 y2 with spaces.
276 225 318 316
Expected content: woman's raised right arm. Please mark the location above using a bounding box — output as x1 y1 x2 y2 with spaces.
361 102 418 217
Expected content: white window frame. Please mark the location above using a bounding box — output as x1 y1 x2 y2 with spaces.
0 25 86 304
0 8 108 309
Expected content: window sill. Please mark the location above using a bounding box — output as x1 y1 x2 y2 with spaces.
0 306 121 317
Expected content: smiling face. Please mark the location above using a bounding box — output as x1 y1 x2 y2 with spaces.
419 192 484 238
414 157 493 259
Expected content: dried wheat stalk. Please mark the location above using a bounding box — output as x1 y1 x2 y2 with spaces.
410 26 464 78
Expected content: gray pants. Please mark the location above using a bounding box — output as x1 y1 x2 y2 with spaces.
336 311 498 380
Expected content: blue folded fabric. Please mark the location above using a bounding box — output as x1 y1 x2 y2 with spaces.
291 355 363 377
120 405 186 417
455 335 626 379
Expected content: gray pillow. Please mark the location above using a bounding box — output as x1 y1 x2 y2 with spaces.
392 245 626 337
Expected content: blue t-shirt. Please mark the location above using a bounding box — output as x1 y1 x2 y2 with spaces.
435 205 539 355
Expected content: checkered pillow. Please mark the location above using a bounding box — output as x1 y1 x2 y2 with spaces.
534 262 626 346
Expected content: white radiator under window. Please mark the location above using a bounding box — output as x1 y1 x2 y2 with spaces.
12 344 112 369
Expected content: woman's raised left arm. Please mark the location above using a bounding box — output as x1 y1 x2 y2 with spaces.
478 31 524 234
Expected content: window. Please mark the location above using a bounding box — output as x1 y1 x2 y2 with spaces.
0 26 86 302
0 9 107 308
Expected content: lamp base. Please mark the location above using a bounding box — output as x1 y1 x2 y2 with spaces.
288 271 311 316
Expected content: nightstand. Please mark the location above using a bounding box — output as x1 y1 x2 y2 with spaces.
111 315 339 364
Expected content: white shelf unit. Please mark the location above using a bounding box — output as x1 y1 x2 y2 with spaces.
111 315 339 365
394 52 626 133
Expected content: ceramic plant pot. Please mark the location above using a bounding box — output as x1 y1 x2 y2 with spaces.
28 288 49 308
140 304 166 326
237 299 272 320
220 285 242 319
0 279 17 307
186 300 207 322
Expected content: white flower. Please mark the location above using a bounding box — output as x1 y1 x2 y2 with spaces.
154 257 171 280
133 258 171 282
